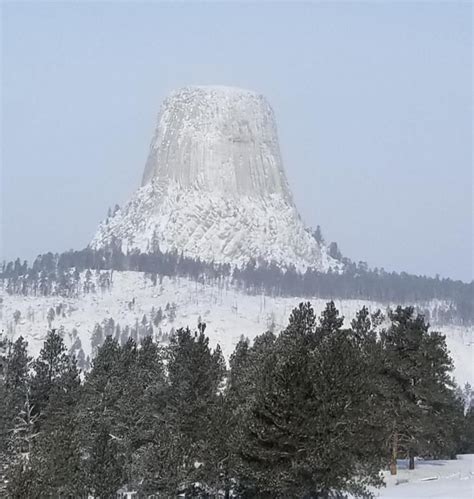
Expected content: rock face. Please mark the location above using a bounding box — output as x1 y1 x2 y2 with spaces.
91 86 337 271
142 86 292 203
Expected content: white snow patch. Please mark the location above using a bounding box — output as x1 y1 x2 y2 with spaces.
367 454 474 498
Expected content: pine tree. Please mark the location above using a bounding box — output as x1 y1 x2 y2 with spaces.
88 423 123 497
79 337 124 494
122 337 168 493
149 327 226 495
30 330 70 427
312 225 325 245
235 302 385 498
381 307 456 473
91 323 104 355
32 357 84 496
1 337 31 467
46 307 55 328
77 347 86 370
459 406 474 453
6 392 40 498
153 307 163 327
0 336 8 491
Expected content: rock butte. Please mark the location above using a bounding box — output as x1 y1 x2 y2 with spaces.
142 86 293 204
91 86 337 272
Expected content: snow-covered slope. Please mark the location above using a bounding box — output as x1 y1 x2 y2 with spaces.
91 86 337 271
365 454 474 498
1 271 472 387
91 181 336 270
346 454 474 499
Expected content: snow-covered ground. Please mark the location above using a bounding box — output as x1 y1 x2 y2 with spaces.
1 271 472 387
370 454 474 498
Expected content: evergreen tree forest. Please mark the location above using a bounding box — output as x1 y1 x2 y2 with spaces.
1 303 472 498
1 245 473 324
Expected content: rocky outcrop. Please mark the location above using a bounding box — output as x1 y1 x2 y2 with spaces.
141 86 292 202
91 86 338 271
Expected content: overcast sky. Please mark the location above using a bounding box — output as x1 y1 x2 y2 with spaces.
2 2 472 281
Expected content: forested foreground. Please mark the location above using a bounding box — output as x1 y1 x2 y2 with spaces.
1 303 473 498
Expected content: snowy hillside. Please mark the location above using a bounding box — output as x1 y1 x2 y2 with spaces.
1 270 472 387
365 454 474 498
91 86 338 271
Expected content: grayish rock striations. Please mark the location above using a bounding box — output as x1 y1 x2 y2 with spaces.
142 86 292 203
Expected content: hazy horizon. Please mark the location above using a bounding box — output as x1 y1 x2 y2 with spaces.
2 2 472 281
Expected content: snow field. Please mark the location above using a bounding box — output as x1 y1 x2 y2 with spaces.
368 454 474 498
1 271 472 388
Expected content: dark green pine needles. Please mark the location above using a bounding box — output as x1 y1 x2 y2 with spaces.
0 303 469 498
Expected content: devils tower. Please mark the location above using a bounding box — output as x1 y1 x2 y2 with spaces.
91 86 336 271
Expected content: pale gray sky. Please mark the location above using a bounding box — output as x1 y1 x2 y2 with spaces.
2 2 472 281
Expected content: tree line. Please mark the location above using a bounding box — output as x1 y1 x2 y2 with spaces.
1 302 473 498
1 244 473 324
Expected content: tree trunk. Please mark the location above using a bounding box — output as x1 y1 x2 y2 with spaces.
390 431 398 475
409 449 415 470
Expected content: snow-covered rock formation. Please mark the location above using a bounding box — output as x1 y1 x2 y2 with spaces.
91 86 337 271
